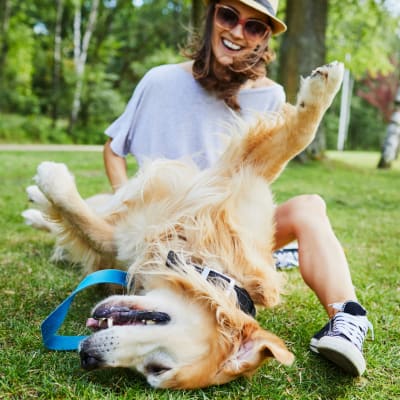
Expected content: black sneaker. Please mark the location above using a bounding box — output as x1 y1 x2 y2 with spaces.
310 301 373 376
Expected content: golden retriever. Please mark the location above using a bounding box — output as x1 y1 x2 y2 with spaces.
24 62 344 389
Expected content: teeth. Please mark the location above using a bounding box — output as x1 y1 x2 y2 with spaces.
223 39 241 51
94 317 158 327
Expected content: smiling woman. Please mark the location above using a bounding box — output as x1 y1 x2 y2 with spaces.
186 0 286 111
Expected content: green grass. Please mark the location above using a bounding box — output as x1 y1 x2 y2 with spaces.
0 150 399 399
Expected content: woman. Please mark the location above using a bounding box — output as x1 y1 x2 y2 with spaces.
103 0 372 376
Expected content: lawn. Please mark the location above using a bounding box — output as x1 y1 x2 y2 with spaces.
0 150 399 399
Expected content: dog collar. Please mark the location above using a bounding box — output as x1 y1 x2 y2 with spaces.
166 251 256 318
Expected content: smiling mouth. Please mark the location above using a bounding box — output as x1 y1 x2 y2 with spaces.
222 38 243 51
86 305 171 331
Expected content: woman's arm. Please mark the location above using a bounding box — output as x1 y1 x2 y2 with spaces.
103 138 128 192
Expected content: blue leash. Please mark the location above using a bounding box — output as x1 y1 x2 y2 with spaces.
41 269 128 351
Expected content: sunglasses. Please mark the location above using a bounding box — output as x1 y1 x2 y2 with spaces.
214 4 271 41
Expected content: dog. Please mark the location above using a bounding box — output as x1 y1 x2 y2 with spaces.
24 62 344 389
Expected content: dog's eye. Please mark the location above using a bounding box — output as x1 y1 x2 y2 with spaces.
145 363 171 376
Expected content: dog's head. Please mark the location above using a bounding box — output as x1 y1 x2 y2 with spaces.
79 262 294 389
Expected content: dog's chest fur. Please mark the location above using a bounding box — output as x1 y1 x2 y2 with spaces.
113 162 277 302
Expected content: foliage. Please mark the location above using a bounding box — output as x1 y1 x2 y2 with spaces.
0 0 399 150
0 0 191 137
0 4 39 113
324 87 387 151
327 0 400 78
0 113 72 144
0 150 399 399
357 59 400 122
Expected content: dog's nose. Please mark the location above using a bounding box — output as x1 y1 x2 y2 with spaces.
79 341 103 370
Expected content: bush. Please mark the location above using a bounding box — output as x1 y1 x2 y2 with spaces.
347 96 386 150
325 92 387 151
70 124 108 145
0 114 71 144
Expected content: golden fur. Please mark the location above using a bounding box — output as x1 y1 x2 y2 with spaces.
24 62 344 389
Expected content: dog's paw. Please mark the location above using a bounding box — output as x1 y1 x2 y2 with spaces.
26 185 50 207
21 209 54 232
34 161 76 202
297 61 344 109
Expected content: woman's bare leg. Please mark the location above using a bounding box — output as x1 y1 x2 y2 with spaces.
274 194 357 317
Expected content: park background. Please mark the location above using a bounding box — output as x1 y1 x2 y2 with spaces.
0 0 399 163
1 1 400 399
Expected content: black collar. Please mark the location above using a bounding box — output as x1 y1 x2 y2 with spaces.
166 251 256 318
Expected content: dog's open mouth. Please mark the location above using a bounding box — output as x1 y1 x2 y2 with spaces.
86 305 171 331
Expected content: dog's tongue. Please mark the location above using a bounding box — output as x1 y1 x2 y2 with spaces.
86 318 101 329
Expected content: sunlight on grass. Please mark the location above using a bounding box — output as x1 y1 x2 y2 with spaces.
327 150 400 171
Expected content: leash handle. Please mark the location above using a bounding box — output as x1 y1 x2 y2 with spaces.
41 269 128 351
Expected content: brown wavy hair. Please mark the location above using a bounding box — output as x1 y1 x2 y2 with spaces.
184 0 275 111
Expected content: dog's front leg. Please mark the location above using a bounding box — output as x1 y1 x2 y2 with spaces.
286 61 345 151
235 62 344 183
35 162 117 260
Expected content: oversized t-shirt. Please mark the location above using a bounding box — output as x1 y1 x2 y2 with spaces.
105 64 285 169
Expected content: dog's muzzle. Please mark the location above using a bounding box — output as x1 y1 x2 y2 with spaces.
79 340 105 370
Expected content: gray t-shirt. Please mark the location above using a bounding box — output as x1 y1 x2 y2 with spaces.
105 64 285 169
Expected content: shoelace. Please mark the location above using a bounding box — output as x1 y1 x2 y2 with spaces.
330 304 374 351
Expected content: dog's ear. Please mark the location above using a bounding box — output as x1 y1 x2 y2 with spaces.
217 324 294 381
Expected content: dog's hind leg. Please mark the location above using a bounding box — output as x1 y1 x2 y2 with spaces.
34 161 117 271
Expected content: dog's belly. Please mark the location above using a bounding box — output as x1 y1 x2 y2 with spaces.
113 167 275 270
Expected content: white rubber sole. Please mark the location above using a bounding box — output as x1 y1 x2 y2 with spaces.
309 337 319 354
317 336 366 376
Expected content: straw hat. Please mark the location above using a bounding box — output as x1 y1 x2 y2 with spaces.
205 0 287 35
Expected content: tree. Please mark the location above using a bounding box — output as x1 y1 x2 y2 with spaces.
0 0 21 112
278 0 400 158
0 0 12 105
327 0 399 79
2 0 399 146
357 61 399 123
377 89 400 169
190 0 204 33
327 0 400 152
51 0 64 126
278 0 328 160
69 0 100 133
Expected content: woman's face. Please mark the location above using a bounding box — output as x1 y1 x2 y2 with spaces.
211 0 271 66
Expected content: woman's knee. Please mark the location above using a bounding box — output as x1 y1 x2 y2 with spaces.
285 194 327 224
274 194 328 247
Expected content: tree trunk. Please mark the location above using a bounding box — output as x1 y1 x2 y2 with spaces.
69 0 100 133
377 108 400 169
51 0 64 126
191 0 204 34
278 0 328 160
0 0 11 111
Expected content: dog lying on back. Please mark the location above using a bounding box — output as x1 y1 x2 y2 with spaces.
24 62 344 389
